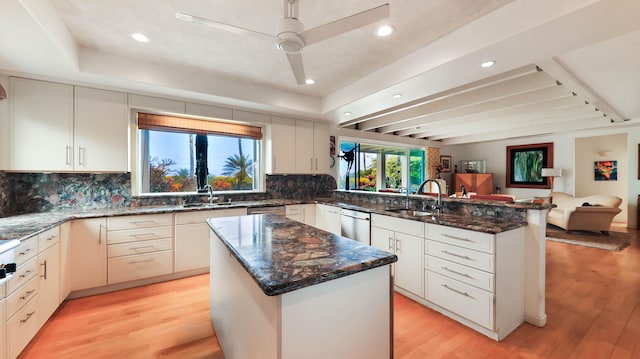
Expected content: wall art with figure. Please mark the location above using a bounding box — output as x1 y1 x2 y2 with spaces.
595 160 617 181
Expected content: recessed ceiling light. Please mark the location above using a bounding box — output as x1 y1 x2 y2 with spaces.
131 33 149 43
392 94 402 99
305 79 315 85
344 112 352 116
376 24 395 37
480 60 495 68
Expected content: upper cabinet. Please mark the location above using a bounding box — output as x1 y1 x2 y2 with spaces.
9 77 74 171
75 87 128 172
9 78 128 172
270 117 329 175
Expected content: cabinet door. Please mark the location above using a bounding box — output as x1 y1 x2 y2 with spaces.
394 232 423 297
175 223 210 272
70 218 107 291
270 117 296 173
370 227 394 253
295 120 315 173
313 122 330 174
37 242 60 328
59 222 72 301
75 87 128 172
475 174 494 195
315 204 341 235
9 77 74 171
300 204 316 226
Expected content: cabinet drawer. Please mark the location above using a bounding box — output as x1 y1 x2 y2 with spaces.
426 255 494 292
371 214 424 237
107 213 173 231
14 237 38 265
108 250 173 284
427 224 494 254
6 295 39 359
108 238 173 258
6 276 38 319
426 271 494 330
38 226 60 251
175 208 246 225
426 240 494 273
6 257 38 295
107 226 173 245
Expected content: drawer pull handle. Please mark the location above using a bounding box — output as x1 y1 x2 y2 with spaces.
129 220 157 225
442 284 473 298
19 269 34 278
441 250 471 260
130 233 157 238
19 248 33 256
46 235 57 241
442 233 472 242
20 289 36 300
442 266 471 278
129 258 155 264
20 311 36 324
130 245 155 250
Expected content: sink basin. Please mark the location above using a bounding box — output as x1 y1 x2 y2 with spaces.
385 208 434 216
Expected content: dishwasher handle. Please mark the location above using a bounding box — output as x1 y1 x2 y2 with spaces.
341 213 370 220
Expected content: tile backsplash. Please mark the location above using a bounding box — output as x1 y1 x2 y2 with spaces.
0 172 337 217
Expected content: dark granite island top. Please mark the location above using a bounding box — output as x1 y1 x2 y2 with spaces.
207 214 397 359
207 214 397 296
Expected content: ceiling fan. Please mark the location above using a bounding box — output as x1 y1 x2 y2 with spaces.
175 0 390 85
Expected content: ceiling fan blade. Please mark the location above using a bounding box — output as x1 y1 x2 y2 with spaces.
174 12 274 40
298 3 390 46
286 52 306 85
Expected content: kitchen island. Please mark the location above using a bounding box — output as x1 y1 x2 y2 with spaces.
207 214 398 359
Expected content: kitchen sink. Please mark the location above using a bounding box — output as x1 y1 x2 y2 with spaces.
183 202 232 208
384 208 435 216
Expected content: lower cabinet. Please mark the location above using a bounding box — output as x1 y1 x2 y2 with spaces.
285 204 316 226
69 218 107 291
424 223 524 341
106 214 173 285
37 238 61 329
371 214 424 297
174 208 246 272
315 204 340 235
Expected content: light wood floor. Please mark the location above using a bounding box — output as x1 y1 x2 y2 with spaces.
19 229 640 359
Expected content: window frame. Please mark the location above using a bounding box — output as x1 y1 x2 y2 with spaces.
337 136 427 192
131 110 266 196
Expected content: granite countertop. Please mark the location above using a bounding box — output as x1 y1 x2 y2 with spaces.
0 196 535 243
207 214 397 296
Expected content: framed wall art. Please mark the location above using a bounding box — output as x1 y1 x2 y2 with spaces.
506 142 554 189
440 155 452 172
595 160 617 181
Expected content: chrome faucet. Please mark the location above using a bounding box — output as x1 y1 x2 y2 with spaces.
417 179 442 213
399 187 410 208
204 184 215 204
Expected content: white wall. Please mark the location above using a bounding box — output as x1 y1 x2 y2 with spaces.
443 128 640 227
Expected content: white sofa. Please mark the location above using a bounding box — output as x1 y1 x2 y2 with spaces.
547 192 622 234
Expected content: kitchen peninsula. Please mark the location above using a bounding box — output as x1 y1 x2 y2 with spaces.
207 214 398 359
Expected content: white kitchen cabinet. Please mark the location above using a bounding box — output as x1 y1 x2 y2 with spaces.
59 221 72 301
106 214 173 285
270 117 296 174
315 204 341 235
128 94 186 113
74 86 128 172
371 214 424 297
70 218 107 291
8 78 128 172
9 77 74 171
285 204 316 226
424 224 524 341
37 242 60 329
174 208 246 272
269 117 330 174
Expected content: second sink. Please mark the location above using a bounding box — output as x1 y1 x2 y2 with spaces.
385 208 434 217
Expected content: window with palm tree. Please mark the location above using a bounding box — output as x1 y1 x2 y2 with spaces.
139 129 261 194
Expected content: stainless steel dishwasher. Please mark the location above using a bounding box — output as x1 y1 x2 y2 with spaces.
340 209 371 245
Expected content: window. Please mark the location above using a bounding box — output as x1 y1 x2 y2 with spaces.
136 113 262 194
338 140 426 193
